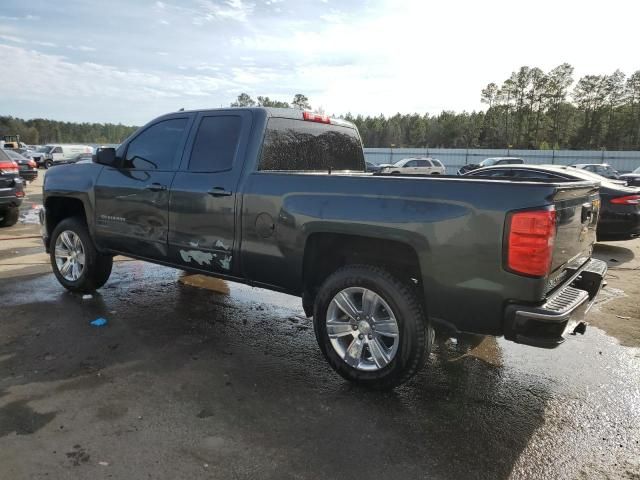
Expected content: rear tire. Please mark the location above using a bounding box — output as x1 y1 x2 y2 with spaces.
50 217 113 293
313 265 431 390
0 207 19 227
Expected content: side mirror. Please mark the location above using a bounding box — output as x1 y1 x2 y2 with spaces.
95 147 117 167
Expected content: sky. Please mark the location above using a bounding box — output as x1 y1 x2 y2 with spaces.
0 0 638 125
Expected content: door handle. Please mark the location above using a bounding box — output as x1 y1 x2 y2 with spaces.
145 183 167 192
207 187 232 197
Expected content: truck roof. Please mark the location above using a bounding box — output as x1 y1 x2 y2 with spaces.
165 107 357 129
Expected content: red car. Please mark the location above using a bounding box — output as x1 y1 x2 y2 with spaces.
0 149 25 227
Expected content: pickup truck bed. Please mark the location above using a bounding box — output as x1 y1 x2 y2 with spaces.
40 107 607 388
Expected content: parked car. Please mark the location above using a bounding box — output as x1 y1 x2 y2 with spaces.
464 164 640 241
457 156 524 175
571 163 621 180
14 148 34 159
0 149 24 227
365 161 381 173
32 144 93 169
3 149 38 182
40 107 606 389
620 166 640 187
379 157 445 175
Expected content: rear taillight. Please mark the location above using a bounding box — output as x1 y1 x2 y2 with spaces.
506 208 557 277
302 111 331 124
16 190 25 198
27 160 37 168
0 161 18 174
610 195 640 205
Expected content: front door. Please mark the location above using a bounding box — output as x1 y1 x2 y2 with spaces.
94 116 191 260
168 110 251 275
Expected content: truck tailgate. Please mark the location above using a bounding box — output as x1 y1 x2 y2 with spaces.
548 183 600 285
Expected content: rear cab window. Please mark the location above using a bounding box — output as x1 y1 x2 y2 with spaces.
259 117 365 172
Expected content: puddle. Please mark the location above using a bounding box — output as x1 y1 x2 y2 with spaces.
593 286 627 308
179 273 230 294
19 205 42 225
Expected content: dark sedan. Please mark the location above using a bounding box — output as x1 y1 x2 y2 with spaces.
621 166 640 187
0 149 24 227
464 164 640 241
3 149 38 182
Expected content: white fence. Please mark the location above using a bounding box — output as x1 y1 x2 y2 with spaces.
363 148 640 174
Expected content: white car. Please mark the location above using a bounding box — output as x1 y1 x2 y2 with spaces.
380 157 446 175
33 144 93 169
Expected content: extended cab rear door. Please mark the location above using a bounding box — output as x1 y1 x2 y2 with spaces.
168 110 252 275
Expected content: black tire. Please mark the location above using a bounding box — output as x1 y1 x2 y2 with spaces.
44 159 53 169
313 265 431 390
50 217 113 293
0 207 19 227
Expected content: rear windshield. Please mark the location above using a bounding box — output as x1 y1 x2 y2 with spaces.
259 118 365 171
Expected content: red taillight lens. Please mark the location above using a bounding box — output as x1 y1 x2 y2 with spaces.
610 195 640 205
506 208 557 277
16 190 25 198
302 111 331 124
28 160 37 168
0 161 19 174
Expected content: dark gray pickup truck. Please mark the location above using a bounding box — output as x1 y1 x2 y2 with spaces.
41 107 607 388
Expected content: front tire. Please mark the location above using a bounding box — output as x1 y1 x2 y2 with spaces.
50 217 113 293
313 265 431 389
44 160 53 169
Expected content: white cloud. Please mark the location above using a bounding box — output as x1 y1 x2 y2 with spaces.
32 40 57 47
66 45 96 52
0 33 26 43
0 44 238 122
193 0 254 24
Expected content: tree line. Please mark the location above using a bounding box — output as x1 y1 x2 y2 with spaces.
0 116 137 145
346 65 640 150
2 66 639 150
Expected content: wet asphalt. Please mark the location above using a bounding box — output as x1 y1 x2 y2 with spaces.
0 259 639 480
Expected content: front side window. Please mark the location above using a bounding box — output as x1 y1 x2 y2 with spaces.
259 118 364 171
432 159 444 168
405 160 418 167
124 118 188 170
189 116 242 172
52 147 62 154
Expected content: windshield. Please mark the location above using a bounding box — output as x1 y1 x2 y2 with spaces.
480 158 497 167
36 146 52 153
394 159 410 166
559 167 624 188
632 167 640 174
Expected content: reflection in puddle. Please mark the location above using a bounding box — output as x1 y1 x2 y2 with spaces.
179 273 230 295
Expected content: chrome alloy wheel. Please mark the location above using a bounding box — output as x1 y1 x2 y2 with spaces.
54 230 86 281
326 287 400 371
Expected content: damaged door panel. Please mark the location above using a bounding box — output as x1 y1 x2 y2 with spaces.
168 111 252 274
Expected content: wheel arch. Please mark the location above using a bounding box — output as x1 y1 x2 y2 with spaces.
301 232 425 317
43 196 90 251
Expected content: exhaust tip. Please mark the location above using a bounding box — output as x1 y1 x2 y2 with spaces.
572 322 587 336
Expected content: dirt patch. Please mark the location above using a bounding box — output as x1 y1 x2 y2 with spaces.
590 239 640 348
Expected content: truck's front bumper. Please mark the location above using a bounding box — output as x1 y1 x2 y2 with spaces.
503 258 607 348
